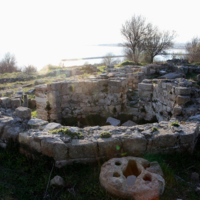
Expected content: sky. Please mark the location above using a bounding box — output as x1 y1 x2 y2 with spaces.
0 0 199 70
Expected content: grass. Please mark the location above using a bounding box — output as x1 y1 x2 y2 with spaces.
100 131 112 138
151 126 159 132
1 140 200 200
49 128 84 139
97 65 107 72
31 110 37 118
171 121 180 127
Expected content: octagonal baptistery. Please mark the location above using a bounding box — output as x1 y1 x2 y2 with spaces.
100 157 165 200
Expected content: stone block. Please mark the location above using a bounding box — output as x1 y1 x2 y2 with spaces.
28 118 48 129
15 107 31 119
41 137 68 161
147 129 179 153
175 87 190 95
1 125 22 140
173 105 182 117
121 132 147 156
138 83 153 91
11 98 21 108
68 140 98 159
97 138 122 157
177 95 190 105
106 117 120 126
0 97 11 107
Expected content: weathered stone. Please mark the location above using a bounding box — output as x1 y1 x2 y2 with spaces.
175 87 190 95
121 132 147 156
0 97 11 107
41 136 68 161
97 138 122 157
15 107 31 119
191 172 199 182
1 125 22 140
50 175 65 187
100 157 165 200
138 83 153 91
28 118 48 129
68 139 97 159
177 95 190 105
122 120 137 126
43 122 62 131
173 105 182 117
11 98 21 108
146 161 164 177
106 117 120 126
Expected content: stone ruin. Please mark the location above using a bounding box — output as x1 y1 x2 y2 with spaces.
1 59 200 199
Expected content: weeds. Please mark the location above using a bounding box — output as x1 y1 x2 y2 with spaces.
49 128 84 139
151 126 159 132
100 131 112 138
171 121 180 127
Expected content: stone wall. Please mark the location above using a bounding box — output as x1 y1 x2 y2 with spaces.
138 78 200 122
35 78 128 122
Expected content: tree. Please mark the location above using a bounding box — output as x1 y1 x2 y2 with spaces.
102 53 121 66
121 15 152 63
185 37 200 63
0 52 20 73
23 65 37 74
144 29 176 63
121 15 176 63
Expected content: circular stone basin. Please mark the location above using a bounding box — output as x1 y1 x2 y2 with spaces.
99 157 165 200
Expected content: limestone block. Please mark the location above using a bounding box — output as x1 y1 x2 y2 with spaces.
0 117 14 136
121 132 147 156
175 87 190 95
179 123 199 151
1 125 22 140
11 99 21 108
173 105 182 117
41 137 68 161
177 95 190 105
138 83 153 91
122 120 137 127
147 129 179 153
15 107 31 120
0 97 11 107
50 175 65 187
28 118 48 129
47 82 61 91
35 97 46 103
97 138 122 157
68 139 97 159
106 117 120 126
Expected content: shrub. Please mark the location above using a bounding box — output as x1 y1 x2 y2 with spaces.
31 111 37 118
171 121 180 127
100 131 112 138
116 60 135 67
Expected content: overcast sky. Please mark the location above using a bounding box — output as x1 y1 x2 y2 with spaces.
0 0 199 69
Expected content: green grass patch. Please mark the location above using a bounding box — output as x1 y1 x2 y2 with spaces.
151 126 159 132
100 131 112 138
49 128 84 139
31 110 37 118
171 121 180 127
97 65 107 72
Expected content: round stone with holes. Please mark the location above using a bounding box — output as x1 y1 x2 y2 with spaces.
99 157 165 200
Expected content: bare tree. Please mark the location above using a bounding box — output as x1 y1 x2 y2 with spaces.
23 65 37 74
0 52 20 73
144 29 176 63
102 53 121 66
121 15 152 63
121 15 176 63
186 37 200 63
